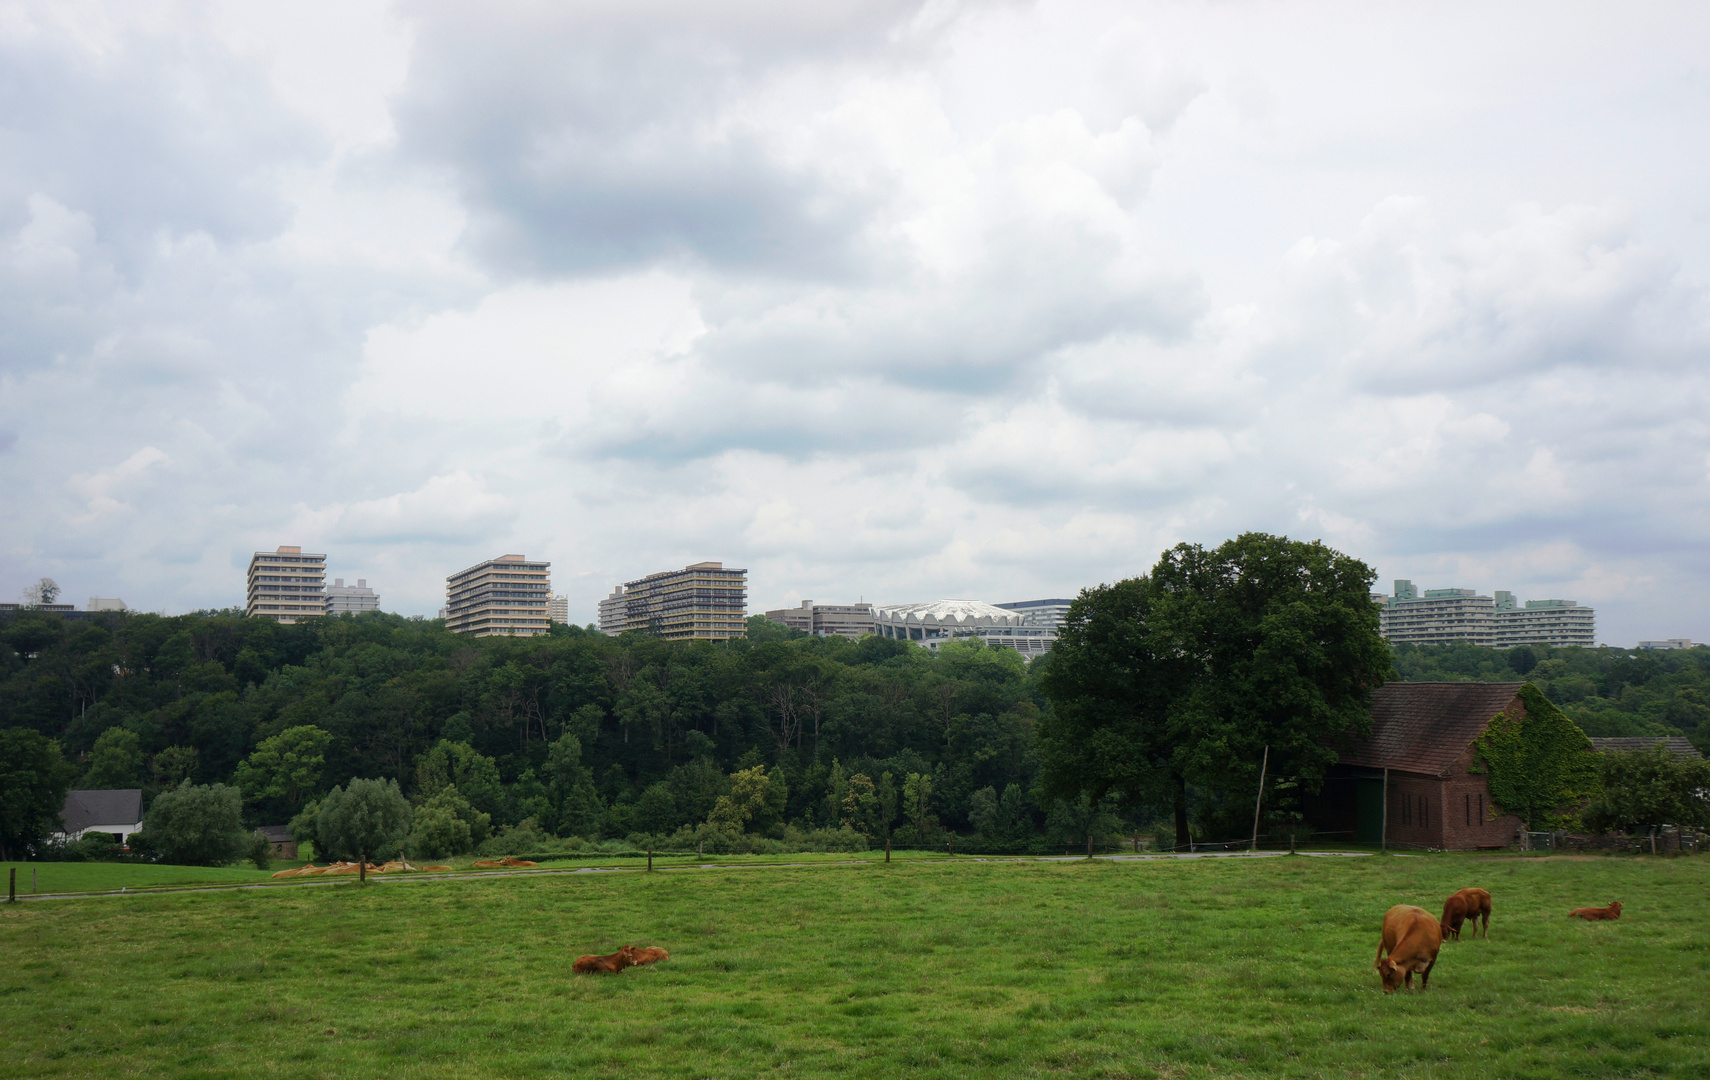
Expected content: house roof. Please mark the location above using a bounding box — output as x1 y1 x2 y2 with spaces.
1339 682 1525 777
60 789 144 833
255 826 294 843
1589 737 1703 759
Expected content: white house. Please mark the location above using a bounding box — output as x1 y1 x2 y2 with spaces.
58 789 145 843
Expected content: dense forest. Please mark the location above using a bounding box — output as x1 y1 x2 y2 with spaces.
1392 641 1710 746
2 606 1704 855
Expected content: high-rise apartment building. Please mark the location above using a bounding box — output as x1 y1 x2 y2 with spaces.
1375 581 1595 647
547 592 569 624
763 600 876 639
612 562 747 641
246 546 326 623
597 586 628 636
325 578 379 615
1491 597 1596 648
445 555 551 637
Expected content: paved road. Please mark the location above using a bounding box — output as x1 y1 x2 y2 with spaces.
8 849 1374 905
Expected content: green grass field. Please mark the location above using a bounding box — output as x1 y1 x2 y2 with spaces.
3 853 1705 1078
1 861 282 894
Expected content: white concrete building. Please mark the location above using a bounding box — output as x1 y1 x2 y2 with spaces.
1638 639 1702 650
325 578 380 615
246 546 326 623
548 592 570 624
873 599 1056 659
86 597 127 612
996 598 1074 630
1376 580 1596 647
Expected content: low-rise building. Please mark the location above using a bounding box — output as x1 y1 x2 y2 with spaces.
763 600 877 640
610 562 747 641
58 789 145 844
86 597 127 612
325 578 380 615
446 555 552 637
1637 639 1702 650
873 599 1056 659
246 546 326 623
1588 737 1702 759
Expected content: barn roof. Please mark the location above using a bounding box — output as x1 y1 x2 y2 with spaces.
60 789 144 833
1339 682 1525 777
1588 736 1702 759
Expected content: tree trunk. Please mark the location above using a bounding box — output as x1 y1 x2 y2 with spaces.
1173 773 1190 852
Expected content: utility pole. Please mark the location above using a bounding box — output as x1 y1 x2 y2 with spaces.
1250 746 1269 852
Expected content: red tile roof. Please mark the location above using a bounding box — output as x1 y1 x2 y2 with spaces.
1589 737 1702 759
1340 682 1525 777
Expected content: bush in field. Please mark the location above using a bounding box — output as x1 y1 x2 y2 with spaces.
317 778 411 864
141 781 248 866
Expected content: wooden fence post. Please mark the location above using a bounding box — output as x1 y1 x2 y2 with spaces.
1250 746 1269 852
8 868 13 903
885 838 891 863
1087 834 1093 860
1380 767 1388 854
648 849 653 872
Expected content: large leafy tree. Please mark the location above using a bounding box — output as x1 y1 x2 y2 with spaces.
81 726 145 789
0 727 76 859
1581 743 1710 836
317 778 412 865
233 725 331 810
141 781 247 866
1038 533 1393 850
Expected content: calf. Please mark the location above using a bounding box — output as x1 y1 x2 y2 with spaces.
631 947 670 965
573 945 640 974
1441 888 1492 940
1568 901 1622 921
1375 904 1442 993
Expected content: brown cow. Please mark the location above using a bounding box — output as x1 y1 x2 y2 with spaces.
1374 904 1442 993
1568 901 1622 921
631 947 670 965
573 945 640 974
1441 888 1492 940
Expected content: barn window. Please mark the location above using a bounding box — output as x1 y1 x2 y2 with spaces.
1466 793 1471 826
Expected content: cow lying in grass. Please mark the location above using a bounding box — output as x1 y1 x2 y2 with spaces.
1441 887 1492 940
631 947 670 965
1569 901 1622 921
573 946 640 974
1375 904 1442 993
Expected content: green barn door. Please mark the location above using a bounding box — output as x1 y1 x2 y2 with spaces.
1356 779 1385 846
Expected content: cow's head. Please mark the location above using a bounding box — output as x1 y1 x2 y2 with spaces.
1607 901 1622 917
618 945 641 967
1375 957 1407 993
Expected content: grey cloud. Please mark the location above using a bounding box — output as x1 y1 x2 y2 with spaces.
395 0 931 278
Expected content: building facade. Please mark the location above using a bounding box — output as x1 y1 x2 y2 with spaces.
597 586 628 636
246 546 327 623
1491 598 1595 648
1375 580 1596 647
763 600 877 639
1304 682 1529 850
611 562 747 641
445 555 552 637
325 578 380 615
996 598 1074 630
873 599 1056 659
1637 639 1702 650
548 592 570 624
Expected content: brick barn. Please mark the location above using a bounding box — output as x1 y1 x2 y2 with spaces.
1304 682 1530 850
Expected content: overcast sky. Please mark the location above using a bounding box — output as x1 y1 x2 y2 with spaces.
2 1 1708 645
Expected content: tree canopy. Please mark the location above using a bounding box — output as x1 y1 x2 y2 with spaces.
0 727 75 859
1038 533 1393 849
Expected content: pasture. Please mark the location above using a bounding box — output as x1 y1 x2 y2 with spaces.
2 853 1705 1078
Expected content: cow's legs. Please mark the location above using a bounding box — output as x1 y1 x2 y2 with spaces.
1419 958 1435 990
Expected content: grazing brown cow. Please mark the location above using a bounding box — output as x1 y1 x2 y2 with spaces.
1568 901 1622 921
631 947 670 965
1441 887 1492 940
573 945 640 974
1374 904 1442 993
